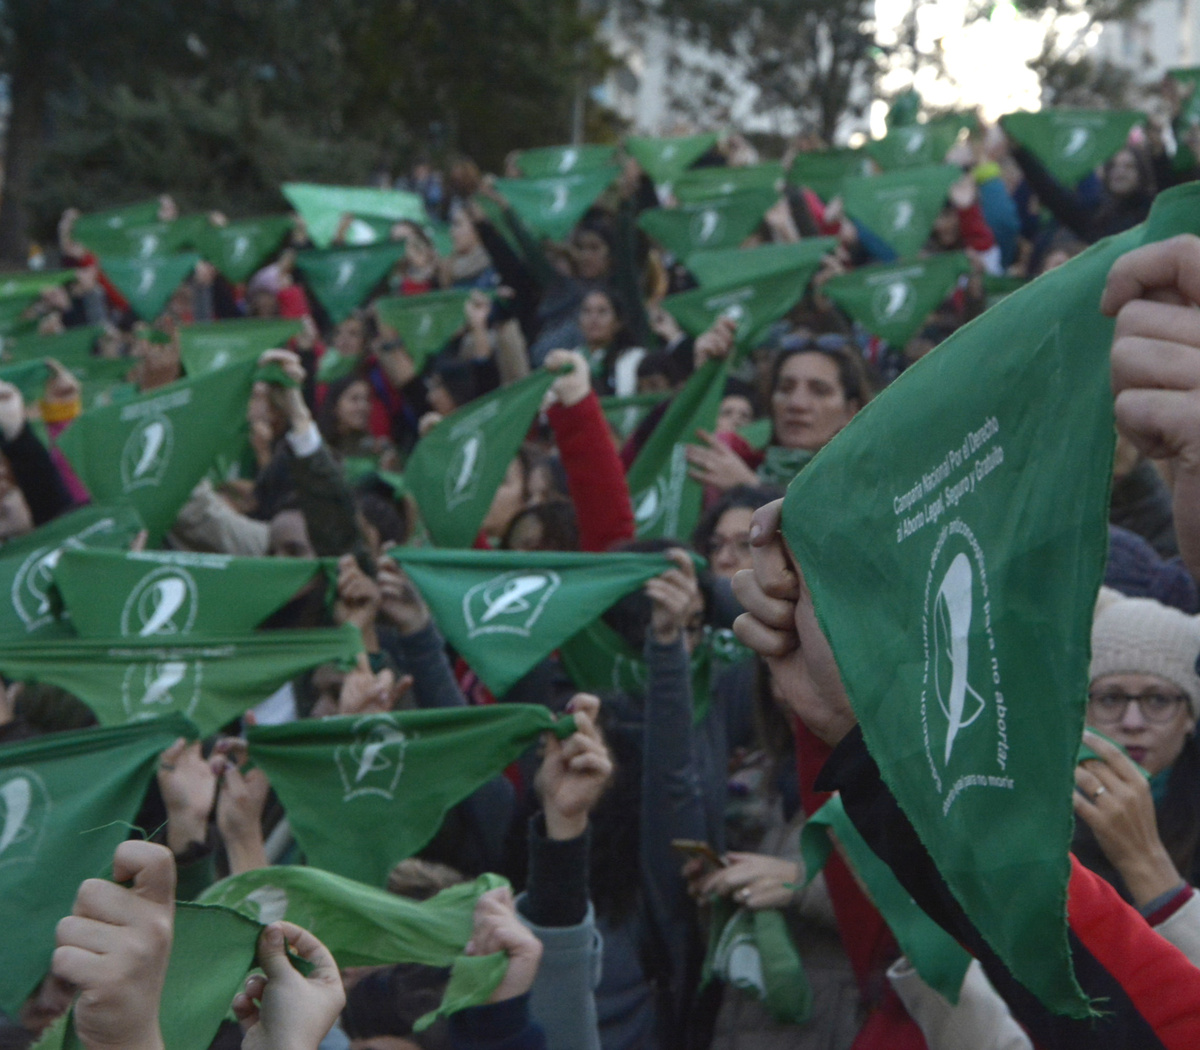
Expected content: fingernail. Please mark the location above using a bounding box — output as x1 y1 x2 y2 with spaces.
265 925 283 948
749 522 763 542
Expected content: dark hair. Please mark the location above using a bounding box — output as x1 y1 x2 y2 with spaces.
722 375 761 417
692 485 784 560
316 374 370 444
1104 144 1156 201
356 490 408 548
340 963 452 1048
526 452 569 503
769 338 873 408
573 207 615 254
636 350 675 385
501 498 580 551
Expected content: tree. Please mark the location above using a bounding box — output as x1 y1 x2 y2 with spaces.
630 0 879 143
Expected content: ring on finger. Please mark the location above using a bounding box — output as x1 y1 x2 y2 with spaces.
1093 785 1107 801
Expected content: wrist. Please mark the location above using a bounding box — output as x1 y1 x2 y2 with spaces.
1121 847 1182 910
166 812 209 855
544 808 587 841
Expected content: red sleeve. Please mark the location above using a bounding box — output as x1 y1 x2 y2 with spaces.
1068 855 1200 1049
73 249 130 313
547 390 635 552
956 202 995 252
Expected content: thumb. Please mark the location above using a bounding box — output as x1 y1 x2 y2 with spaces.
257 923 293 980
112 840 177 907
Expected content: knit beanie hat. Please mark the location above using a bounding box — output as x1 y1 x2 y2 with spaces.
1090 595 1200 717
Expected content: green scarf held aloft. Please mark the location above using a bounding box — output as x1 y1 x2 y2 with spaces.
388 547 675 698
685 238 838 288
516 144 618 178
0 505 145 640
626 358 728 541
0 624 362 736
55 359 258 543
81 216 209 262
374 288 475 372
2 325 104 367
841 165 961 260
624 133 719 185
50 548 335 639
780 181 1200 1018
637 189 778 257
493 168 620 242
71 199 163 249
281 183 428 249
599 391 670 441
0 270 75 301
866 114 975 172
178 317 305 376
801 795 972 1003
672 163 784 204
1001 109 1146 188
0 715 195 1017
821 252 972 347
295 242 407 325
787 148 869 202
201 866 513 1028
99 253 203 321
662 260 815 351
247 705 575 885
404 366 559 549
193 215 294 283
702 899 810 1025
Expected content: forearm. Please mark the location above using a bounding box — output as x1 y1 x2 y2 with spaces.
521 815 590 928
380 622 467 708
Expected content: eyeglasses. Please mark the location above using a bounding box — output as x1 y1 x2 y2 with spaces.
1086 690 1189 725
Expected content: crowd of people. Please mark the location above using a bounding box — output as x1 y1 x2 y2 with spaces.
2 80 1200 1050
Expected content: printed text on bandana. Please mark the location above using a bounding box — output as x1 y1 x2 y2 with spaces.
893 417 1003 544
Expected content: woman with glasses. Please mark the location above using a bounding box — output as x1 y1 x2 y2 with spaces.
1073 593 1200 945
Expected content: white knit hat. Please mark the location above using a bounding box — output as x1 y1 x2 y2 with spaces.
1090 596 1200 717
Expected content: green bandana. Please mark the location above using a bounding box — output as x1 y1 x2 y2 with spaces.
780 182 1200 1018
672 163 784 204
0 624 362 736
626 358 729 539
281 183 427 249
0 506 145 640
787 148 870 202
1001 109 1145 188
662 262 816 350
71 200 163 248
702 900 810 1025
0 270 75 301
493 169 620 242
388 547 675 697
516 144 618 178
685 238 838 287
55 360 258 542
201 867 512 1027
624 133 719 185
247 705 573 885
99 253 202 321
374 288 474 372
0 360 51 402
3 325 103 368
404 367 558 548
599 391 670 441
822 252 971 347
0 296 42 339
315 347 358 384
866 115 974 172
0 715 194 1016
178 317 304 376
194 215 294 283
757 445 813 488
982 274 1028 310
737 417 773 451
637 189 778 257
82 218 206 262
295 242 406 325
841 165 961 259
51 548 334 638
37 900 262 1050
802 795 972 1003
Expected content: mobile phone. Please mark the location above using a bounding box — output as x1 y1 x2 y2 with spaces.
671 838 727 868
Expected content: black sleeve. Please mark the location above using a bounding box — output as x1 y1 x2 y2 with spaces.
5 423 73 525
818 728 1169 1050
476 218 543 346
1010 145 1093 242
521 814 590 928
